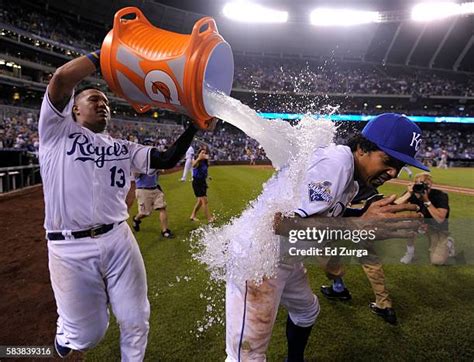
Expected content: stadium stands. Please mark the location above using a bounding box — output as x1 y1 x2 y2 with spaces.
0 1 472 167
1 104 472 165
233 56 474 97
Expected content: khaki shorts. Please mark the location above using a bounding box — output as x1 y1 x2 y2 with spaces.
136 188 167 215
428 229 450 265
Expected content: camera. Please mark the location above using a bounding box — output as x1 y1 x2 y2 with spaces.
413 182 429 194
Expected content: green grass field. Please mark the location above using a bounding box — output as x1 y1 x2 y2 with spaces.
87 166 474 361
397 166 474 188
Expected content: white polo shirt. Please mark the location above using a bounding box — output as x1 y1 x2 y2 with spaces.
39 89 152 232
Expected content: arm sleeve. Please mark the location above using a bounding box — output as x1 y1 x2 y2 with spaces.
38 86 75 148
129 144 153 174
343 207 365 217
294 157 352 218
150 124 198 169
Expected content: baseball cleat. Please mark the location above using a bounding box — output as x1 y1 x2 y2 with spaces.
320 285 352 301
132 216 141 232
161 229 174 238
54 337 72 358
400 252 415 264
369 302 397 325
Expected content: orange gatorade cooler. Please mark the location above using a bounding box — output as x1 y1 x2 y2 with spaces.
100 7 234 129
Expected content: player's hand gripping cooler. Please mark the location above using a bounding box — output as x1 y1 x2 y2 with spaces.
100 7 234 129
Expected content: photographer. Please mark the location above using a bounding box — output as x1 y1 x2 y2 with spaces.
398 172 452 265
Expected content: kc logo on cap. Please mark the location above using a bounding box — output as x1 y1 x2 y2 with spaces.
410 132 422 151
362 113 430 171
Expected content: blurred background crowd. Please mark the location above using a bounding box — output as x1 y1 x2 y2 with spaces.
0 0 473 167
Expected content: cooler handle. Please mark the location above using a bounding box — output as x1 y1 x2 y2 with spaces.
113 7 152 37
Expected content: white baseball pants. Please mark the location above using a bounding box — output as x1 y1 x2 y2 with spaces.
48 222 150 361
181 158 193 181
225 262 319 362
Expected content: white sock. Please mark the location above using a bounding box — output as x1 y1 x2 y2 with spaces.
407 245 415 255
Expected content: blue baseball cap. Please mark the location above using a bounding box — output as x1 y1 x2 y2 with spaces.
362 113 429 171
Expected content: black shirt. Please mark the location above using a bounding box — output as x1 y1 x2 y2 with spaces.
408 188 449 230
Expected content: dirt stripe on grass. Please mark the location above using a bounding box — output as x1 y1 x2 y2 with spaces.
388 179 474 196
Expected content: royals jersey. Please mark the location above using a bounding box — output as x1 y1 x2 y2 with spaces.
294 145 359 218
39 89 152 231
224 144 360 275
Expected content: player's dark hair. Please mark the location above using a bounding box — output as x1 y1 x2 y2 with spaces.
74 86 104 101
346 134 381 153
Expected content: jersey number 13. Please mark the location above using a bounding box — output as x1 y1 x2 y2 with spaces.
110 166 126 188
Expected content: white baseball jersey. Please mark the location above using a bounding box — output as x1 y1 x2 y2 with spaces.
294 144 359 218
39 89 152 232
185 146 194 160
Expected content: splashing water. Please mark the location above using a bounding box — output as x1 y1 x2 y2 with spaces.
192 89 338 285
205 90 296 170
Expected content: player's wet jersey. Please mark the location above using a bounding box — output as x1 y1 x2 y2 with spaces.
39 88 152 231
294 145 359 218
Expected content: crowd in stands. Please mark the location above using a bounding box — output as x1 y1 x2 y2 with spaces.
0 107 39 152
0 2 473 166
233 56 474 98
418 129 473 162
1 106 472 166
0 2 104 52
1 2 474 101
195 125 267 162
0 106 268 162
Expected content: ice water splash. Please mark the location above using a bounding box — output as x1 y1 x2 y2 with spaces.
191 89 337 285
191 280 225 338
204 89 298 169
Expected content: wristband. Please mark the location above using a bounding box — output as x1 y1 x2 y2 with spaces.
86 50 101 69
423 201 432 207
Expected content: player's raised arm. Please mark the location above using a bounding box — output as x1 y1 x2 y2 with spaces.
48 51 101 112
150 123 198 169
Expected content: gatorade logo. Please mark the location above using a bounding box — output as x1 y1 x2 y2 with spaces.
409 132 422 151
144 70 181 105
151 81 172 103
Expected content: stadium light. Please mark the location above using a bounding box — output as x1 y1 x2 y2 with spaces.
222 1 288 23
310 8 381 26
411 1 474 21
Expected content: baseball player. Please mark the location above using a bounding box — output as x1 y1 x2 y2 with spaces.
399 165 413 178
132 170 174 238
437 149 448 169
227 113 427 361
39 51 197 360
180 145 194 181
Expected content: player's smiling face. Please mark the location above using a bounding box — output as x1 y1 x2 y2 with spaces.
356 149 405 187
73 89 111 133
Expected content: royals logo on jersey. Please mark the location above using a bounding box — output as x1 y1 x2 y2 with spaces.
66 132 130 168
308 181 333 203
